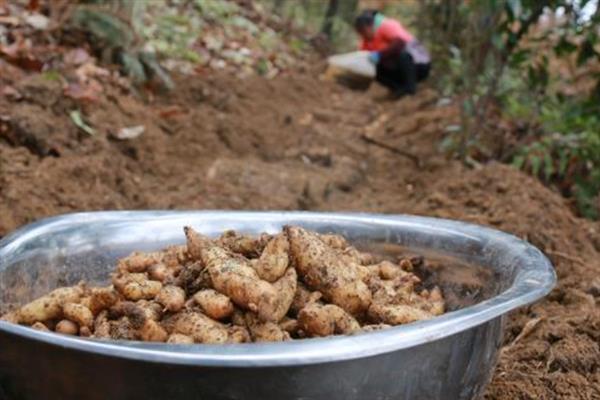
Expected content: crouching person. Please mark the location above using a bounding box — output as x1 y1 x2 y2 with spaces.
355 9 431 98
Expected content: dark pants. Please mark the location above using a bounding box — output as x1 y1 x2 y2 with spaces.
376 51 430 96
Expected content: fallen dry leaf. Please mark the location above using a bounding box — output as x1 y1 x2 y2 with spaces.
63 48 91 66
0 36 43 71
114 125 145 140
64 80 103 102
75 62 110 82
158 105 187 119
1 85 22 100
24 13 48 30
0 16 20 26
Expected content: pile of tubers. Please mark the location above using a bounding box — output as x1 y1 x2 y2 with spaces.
1 226 445 343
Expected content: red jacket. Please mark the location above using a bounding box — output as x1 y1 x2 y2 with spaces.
360 17 430 66
360 18 414 53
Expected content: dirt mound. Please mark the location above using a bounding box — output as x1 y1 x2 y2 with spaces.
0 68 599 398
411 164 600 399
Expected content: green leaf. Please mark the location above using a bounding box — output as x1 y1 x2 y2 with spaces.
577 37 598 66
69 110 95 136
506 0 522 21
41 70 62 82
527 63 549 89
255 58 270 76
574 182 599 220
462 98 475 116
530 155 541 176
543 152 554 181
554 36 578 57
139 52 175 90
120 52 147 84
439 134 458 153
558 151 569 176
509 49 530 67
492 32 505 50
70 8 135 49
512 154 526 169
195 0 239 19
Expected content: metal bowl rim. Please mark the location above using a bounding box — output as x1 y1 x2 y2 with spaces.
0 210 556 367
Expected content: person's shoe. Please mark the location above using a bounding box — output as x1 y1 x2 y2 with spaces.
390 90 407 100
389 89 408 100
390 87 417 100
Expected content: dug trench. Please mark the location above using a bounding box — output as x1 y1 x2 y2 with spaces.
0 68 599 399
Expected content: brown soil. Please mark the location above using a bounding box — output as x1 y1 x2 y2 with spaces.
0 68 599 399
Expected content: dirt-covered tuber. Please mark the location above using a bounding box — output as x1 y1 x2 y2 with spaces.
3 225 445 344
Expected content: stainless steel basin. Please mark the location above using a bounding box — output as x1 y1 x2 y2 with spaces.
0 211 556 400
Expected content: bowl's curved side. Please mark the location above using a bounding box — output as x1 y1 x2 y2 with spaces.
0 315 503 400
0 211 555 369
